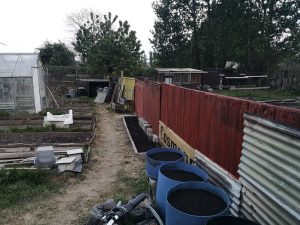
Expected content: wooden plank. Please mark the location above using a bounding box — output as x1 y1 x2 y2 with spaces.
225 99 238 175
197 92 206 152
214 96 228 167
0 152 36 159
0 161 33 167
203 94 213 158
67 149 83 155
209 95 218 162
56 156 76 164
0 147 30 153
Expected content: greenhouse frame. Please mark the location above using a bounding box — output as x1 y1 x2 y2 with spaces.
0 53 48 114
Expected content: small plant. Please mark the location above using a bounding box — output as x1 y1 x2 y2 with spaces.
0 111 11 118
0 169 85 209
8 125 90 133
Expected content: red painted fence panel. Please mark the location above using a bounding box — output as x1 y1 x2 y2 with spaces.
136 81 300 177
134 80 144 118
134 80 161 135
160 83 300 177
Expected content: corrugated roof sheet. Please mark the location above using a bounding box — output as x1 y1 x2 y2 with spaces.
155 68 207 74
239 114 300 225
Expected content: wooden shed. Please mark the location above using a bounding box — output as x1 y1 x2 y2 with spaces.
154 68 207 89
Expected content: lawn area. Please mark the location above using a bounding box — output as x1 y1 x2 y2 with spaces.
214 89 300 101
0 169 80 209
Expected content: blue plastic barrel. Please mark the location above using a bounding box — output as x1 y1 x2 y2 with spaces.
166 182 230 225
206 216 261 225
156 162 208 218
145 148 185 179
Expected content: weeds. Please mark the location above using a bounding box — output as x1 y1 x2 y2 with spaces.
0 169 85 209
113 170 148 203
9 125 90 133
0 111 10 118
0 170 61 209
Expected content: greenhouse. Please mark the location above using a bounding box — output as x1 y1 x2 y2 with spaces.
0 53 47 114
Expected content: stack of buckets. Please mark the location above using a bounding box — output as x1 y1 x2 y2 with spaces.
146 148 231 225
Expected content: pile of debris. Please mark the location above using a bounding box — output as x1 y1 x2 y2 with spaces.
0 145 89 172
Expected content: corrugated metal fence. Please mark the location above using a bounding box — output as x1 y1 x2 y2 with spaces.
135 81 300 177
239 114 300 225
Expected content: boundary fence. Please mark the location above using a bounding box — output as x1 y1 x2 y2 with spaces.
134 80 300 177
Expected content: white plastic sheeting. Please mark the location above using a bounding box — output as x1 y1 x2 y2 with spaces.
239 114 300 225
0 53 38 77
0 53 47 113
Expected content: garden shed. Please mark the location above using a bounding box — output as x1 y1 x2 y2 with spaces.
0 53 48 114
154 68 207 89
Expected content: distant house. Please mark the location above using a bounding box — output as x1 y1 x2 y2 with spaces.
0 53 48 114
154 68 207 88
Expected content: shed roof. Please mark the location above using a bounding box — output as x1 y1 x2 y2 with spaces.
155 68 207 74
0 53 39 77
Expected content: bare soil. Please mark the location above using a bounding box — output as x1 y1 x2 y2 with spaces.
0 132 93 145
124 116 156 153
0 104 144 225
168 189 227 216
149 152 182 161
161 169 204 182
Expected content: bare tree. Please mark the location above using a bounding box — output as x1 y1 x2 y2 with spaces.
65 8 103 35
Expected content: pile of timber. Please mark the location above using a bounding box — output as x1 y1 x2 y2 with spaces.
0 145 89 169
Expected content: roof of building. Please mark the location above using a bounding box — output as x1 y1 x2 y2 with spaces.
0 53 39 77
77 78 109 82
155 68 208 74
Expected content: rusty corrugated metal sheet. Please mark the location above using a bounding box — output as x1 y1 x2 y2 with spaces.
238 114 300 225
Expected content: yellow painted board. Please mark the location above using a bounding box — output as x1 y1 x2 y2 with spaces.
159 121 195 160
120 77 136 100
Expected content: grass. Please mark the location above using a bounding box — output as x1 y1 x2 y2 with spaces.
0 169 61 209
0 111 11 118
113 170 148 203
8 125 90 133
215 89 300 101
0 169 85 210
111 170 148 225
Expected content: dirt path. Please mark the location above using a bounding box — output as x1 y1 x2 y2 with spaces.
1 104 145 225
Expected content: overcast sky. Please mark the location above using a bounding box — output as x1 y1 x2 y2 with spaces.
0 0 155 54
